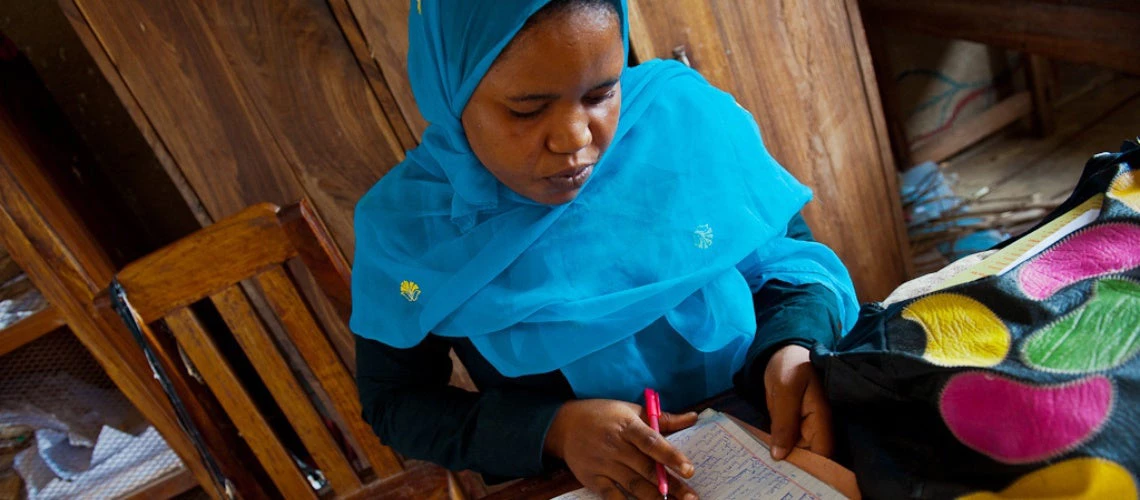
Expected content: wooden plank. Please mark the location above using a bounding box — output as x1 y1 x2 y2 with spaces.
186 0 399 259
0 99 111 292
122 467 198 500
210 285 362 494
339 0 427 143
843 0 914 279
71 0 403 259
254 267 404 478
948 76 1140 198
277 200 356 368
166 306 317 499
113 204 295 322
1027 55 1057 137
0 305 66 357
858 3 914 171
278 200 353 325
861 0 1140 76
970 92 1140 203
911 92 1034 164
631 0 909 300
59 0 210 228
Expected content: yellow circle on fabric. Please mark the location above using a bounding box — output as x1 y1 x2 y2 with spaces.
901 293 1010 367
959 457 1137 500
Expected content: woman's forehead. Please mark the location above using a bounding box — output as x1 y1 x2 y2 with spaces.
481 8 623 93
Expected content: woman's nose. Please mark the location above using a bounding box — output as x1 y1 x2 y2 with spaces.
546 106 592 154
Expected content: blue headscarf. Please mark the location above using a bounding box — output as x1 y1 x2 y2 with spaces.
351 0 858 407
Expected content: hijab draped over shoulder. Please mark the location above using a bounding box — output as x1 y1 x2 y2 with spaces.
351 0 858 406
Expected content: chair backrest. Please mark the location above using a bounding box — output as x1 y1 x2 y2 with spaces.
96 200 425 498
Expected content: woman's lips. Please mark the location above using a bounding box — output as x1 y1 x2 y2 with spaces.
544 164 593 191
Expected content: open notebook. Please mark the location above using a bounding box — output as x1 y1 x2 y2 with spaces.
553 409 847 500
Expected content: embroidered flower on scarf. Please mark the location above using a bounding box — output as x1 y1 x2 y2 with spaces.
400 280 421 302
693 224 714 249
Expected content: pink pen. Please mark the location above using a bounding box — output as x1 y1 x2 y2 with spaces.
644 388 668 498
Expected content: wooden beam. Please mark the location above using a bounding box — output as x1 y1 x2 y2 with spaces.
911 92 1033 164
0 305 66 356
861 0 1140 76
1026 55 1056 137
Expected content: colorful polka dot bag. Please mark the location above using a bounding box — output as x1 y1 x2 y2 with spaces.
814 142 1140 499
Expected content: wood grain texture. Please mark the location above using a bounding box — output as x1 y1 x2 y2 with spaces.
842 0 914 279
114 203 295 322
58 0 213 227
211 284 363 494
166 306 317 499
71 0 406 259
0 306 66 357
631 0 910 300
342 0 426 141
278 198 356 367
254 266 403 478
861 0 1140 77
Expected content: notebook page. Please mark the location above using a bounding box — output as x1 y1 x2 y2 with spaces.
553 410 846 499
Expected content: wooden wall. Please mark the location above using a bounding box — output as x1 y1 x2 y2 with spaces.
66 0 406 261
628 0 911 300
63 0 909 297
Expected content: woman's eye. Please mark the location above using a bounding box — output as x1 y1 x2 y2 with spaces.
584 90 616 105
508 106 545 119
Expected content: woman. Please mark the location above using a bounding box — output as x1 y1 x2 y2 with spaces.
351 1 859 498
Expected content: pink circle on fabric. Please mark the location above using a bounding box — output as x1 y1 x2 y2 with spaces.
940 372 1113 464
1018 223 1140 300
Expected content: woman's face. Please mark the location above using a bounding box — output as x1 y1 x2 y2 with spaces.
461 7 624 205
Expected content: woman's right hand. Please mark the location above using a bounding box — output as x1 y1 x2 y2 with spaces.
544 399 700 500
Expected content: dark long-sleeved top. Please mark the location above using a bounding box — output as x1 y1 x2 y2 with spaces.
355 213 842 479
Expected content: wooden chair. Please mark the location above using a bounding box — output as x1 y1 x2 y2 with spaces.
94 200 466 499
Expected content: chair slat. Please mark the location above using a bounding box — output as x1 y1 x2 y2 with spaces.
254 266 403 478
116 204 296 322
211 285 363 493
164 306 316 499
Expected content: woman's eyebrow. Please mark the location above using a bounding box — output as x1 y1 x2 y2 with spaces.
591 78 620 90
506 78 620 102
507 92 559 102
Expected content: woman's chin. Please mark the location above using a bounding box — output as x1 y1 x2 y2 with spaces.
533 188 580 206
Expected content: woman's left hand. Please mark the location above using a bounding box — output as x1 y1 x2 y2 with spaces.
763 344 833 460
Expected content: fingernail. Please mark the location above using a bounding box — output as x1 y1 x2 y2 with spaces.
771 446 787 460
681 462 694 476
684 494 698 500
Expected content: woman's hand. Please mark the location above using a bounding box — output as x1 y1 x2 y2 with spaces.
545 399 700 500
764 344 833 460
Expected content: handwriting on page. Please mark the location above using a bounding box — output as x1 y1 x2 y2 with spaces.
553 411 845 499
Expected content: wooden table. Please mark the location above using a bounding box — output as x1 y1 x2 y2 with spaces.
483 394 861 500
